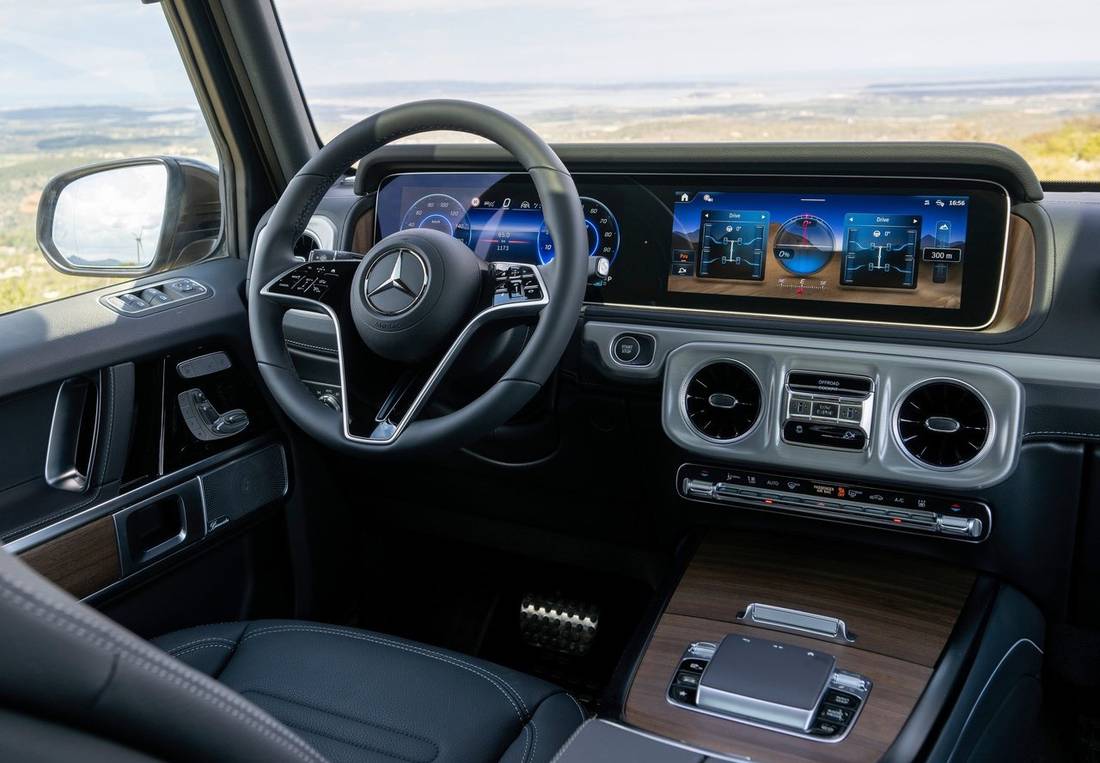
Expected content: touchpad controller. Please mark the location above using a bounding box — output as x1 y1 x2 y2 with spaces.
668 637 872 741
699 636 834 729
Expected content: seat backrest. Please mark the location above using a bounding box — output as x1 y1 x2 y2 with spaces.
0 547 328 763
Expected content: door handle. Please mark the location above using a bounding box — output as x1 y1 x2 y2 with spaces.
44 377 100 493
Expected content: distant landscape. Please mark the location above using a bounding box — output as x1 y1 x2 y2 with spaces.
2 75 1098 315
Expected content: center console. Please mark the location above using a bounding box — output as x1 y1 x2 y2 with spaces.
623 533 974 763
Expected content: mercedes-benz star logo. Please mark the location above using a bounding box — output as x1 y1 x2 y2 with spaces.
364 248 428 315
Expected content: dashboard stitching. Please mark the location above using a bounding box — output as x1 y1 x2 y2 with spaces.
285 339 337 355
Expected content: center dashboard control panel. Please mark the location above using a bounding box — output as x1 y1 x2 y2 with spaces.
668 639 872 742
783 371 873 451
678 462 990 541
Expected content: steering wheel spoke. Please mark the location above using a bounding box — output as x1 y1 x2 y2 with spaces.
259 260 359 313
338 261 549 445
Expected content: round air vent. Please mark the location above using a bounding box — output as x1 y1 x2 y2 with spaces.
896 380 990 468
683 361 762 442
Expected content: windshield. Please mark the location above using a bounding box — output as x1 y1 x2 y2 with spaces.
277 0 1100 182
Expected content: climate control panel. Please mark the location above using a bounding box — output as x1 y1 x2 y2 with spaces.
678 462 990 541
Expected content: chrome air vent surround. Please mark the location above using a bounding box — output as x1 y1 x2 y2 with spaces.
682 360 762 443
895 380 992 469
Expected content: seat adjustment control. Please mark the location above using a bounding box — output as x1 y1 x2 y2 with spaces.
177 388 249 441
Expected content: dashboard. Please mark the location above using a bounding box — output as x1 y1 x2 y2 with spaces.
377 172 1010 330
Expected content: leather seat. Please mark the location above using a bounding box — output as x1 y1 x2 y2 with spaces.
153 620 585 763
0 547 584 762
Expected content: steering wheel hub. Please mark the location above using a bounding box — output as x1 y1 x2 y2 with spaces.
350 228 484 364
362 248 428 315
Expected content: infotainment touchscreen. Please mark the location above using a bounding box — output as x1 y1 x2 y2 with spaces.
654 177 1010 329
669 190 968 308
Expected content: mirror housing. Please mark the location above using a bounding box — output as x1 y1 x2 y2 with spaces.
36 156 220 277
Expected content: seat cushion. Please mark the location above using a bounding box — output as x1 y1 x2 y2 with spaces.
153 620 585 763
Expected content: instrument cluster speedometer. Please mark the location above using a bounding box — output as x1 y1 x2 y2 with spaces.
391 180 619 270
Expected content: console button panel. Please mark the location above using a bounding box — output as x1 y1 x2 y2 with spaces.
667 641 871 742
783 371 873 452
678 462 990 541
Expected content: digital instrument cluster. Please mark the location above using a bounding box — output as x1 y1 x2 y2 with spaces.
377 173 620 270
375 172 1009 330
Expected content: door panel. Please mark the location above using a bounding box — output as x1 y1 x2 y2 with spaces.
0 255 297 632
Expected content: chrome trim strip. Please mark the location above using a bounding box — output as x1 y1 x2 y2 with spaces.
737 603 857 644
260 261 549 446
376 171 1013 332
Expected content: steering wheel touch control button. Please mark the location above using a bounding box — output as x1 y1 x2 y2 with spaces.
611 333 655 367
491 263 542 305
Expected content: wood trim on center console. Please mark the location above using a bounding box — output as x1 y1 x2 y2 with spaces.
624 532 975 762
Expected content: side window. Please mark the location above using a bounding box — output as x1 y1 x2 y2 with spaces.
0 2 220 316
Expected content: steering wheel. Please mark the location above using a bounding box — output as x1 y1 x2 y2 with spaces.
248 100 587 456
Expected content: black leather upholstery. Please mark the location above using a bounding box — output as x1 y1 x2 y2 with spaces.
154 620 585 763
0 546 583 762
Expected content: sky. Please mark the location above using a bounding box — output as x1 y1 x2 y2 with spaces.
0 0 1098 108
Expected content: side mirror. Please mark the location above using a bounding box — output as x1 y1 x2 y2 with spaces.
36 156 220 277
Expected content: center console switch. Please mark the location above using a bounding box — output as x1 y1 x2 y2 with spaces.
668 638 871 741
783 371 873 451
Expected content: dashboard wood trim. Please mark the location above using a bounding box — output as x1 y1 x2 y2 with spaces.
986 215 1036 333
623 532 976 762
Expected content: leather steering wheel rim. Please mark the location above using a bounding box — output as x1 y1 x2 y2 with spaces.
248 100 588 456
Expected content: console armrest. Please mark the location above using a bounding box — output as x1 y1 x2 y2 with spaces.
550 721 708 763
